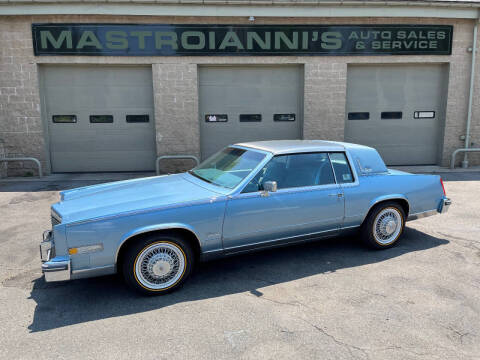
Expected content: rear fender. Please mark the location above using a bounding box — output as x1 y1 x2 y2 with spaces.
362 194 410 223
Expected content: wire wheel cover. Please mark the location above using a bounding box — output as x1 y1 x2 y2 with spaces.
135 242 186 290
373 208 402 245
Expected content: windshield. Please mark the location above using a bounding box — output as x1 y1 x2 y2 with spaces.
189 147 266 189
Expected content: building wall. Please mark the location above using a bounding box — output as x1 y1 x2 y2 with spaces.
0 15 478 176
468 22 480 166
0 17 44 176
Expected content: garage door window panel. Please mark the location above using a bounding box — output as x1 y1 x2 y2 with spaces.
90 115 114 123
126 115 149 123
274 114 296 122
205 114 228 123
240 114 262 122
381 112 402 120
243 153 336 192
348 112 369 120
414 111 435 119
52 115 77 123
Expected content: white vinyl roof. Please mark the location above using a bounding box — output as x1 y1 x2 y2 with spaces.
236 140 353 155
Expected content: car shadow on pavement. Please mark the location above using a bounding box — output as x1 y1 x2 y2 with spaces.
28 227 448 332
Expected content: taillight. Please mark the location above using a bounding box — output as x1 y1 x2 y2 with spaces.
440 177 446 196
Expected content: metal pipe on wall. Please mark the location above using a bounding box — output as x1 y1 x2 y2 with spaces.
462 20 478 168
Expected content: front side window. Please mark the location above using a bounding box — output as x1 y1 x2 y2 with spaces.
243 152 335 193
329 152 354 183
189 147 266 189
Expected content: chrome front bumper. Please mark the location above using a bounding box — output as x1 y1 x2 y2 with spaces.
40 230 71 282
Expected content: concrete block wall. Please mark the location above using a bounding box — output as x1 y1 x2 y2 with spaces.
0 18 46 176
152 63 200 158
442 20 478 167
152 63 200 172
0 14 478 176
304 63 347 142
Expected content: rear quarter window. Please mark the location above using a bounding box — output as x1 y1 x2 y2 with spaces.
329 153 354 183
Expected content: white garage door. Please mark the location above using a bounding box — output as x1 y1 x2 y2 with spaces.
41 65 156 172
345 64 448 165
199 65 303 159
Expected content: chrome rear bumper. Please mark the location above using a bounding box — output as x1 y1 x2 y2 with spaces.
407 197 452 221
40 230 71 282
438 197 452 214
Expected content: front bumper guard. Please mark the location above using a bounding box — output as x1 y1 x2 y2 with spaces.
40 230 71 282
42 256 71 282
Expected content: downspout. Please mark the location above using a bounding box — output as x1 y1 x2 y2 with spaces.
462 19 478 168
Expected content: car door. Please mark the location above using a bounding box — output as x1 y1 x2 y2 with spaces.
222 152 345 251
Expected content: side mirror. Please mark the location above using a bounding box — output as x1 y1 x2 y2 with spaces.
263 181 277 193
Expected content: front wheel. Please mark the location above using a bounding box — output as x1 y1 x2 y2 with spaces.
122 235 194 295
361 202 405 249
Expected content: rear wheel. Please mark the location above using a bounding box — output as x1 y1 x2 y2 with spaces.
361 202 405 249
122 234 194 295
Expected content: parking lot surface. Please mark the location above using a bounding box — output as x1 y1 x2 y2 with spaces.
0 172 479 360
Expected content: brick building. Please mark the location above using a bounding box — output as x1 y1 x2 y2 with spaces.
1 0 480 176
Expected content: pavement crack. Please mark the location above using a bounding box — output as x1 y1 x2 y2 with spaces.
362 288 387 298
446 324 474 344
437 232 480 252
302 319 370 360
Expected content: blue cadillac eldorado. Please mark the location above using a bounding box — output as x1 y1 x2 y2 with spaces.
40 140 451 295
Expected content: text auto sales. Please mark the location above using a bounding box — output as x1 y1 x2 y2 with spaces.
32 25 453 56
346 30 447 49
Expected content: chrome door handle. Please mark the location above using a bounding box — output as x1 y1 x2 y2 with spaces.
328 193 343 198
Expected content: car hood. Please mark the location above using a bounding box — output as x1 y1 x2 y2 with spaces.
52 174 222 224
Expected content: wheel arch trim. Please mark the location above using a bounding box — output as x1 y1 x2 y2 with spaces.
115 223 201 264
362 194 410 224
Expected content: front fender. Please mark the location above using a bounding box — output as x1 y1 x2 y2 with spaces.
115 223 201 263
